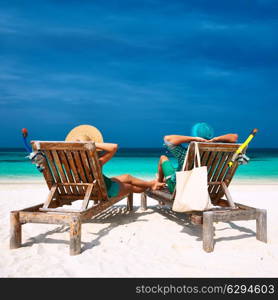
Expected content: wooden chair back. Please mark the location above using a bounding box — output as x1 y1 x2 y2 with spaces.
185 142 245 203
31 141 108 201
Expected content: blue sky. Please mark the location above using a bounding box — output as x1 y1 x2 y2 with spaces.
0 0 278 148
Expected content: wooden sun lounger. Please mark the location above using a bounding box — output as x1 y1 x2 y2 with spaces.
141 142 267 252
10 141 133 255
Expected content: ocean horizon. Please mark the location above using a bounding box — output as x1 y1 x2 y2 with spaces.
0 147 278 184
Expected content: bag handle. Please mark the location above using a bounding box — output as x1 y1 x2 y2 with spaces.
181 142 201 171
194 142 201 168
181 143 190 171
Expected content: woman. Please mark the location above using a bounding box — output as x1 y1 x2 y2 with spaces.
66 125 164 198
95 142 164 198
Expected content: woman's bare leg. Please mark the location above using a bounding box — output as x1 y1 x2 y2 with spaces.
117 182 147 198
114 174 153 188
113 174 164 190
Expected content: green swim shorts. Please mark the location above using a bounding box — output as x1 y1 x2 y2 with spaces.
103 175 120 198
161 160 176 193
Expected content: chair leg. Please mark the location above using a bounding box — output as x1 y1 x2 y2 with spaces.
140 193 147 211
256 209 267 243
10 211 22 249
203 211 214 253
69 216 81 256
127 193 133 211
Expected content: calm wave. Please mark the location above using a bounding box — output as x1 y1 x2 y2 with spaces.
0 148 278 182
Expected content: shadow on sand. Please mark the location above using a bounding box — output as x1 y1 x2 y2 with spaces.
22 203 256 252
22 205 154 252
152 204 256 243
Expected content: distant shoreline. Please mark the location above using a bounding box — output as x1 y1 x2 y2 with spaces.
1 147 278 151
0 177 277 185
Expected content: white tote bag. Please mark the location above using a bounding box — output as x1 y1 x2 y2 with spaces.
172 142 213 212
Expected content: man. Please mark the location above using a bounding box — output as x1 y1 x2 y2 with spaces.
156 124 238 193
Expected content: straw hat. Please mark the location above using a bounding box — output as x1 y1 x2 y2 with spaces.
65 125 103 143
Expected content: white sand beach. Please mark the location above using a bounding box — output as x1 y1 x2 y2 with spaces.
0 182 278 278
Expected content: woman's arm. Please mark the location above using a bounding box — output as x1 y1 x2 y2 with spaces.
208 134 238 143
95 142 118 166
164 135 208 145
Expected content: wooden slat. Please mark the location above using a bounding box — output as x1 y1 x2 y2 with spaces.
85 151 100 198
208 152 223 181
58 194 98 202
64 151 85 195
86 150 108 201
190 143 200 169
212 161 239 202
41 159 54 190
79 151 94 182
205 151 217 174
19 211 72 224
52 150 72 194
42 184 58 209
184 143 195 171
212 209 257 222
44 150 66 195
58 151 79 194
31 143 54 190
31 141 95 151
195 149 204 168
57 183 93 186
206 151 220 181
39 207 82 213
212 151 234 196
198 142 241 152
223 161 239 186
72 151 88 184
81 183 94 211
21 203 44 212
221 182 236 208
72 151 88 194
201 151 210 166
208 152 229 194
145 190 173 203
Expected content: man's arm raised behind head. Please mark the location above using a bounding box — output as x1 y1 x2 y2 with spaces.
208 134 238 143
164 135 208 145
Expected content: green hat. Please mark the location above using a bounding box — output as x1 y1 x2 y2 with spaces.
191 123 214 140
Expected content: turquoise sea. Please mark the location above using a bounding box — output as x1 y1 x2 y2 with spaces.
0 148 278 183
